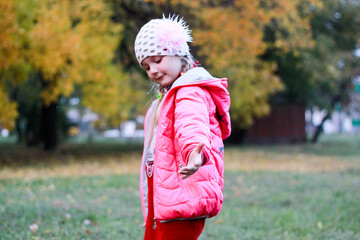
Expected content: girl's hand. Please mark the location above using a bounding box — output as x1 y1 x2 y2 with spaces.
178 143 204 179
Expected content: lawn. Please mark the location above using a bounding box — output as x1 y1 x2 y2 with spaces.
0 134 359 239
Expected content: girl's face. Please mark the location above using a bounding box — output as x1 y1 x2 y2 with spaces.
142 56 182 88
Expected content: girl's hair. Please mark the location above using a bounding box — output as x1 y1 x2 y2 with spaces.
179 55 195 73
147 54 195 145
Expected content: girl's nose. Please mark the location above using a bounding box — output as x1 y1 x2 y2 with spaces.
149 66 158 74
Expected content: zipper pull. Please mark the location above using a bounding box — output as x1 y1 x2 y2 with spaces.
153 218 157 230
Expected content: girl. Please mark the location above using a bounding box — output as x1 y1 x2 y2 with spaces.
135 15 231 240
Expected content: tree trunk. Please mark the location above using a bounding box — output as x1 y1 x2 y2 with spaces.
311 112 331 143
41 102 58 151
15 119 24 144
311 91 344 143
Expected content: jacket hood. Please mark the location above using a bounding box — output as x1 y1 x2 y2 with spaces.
171 67 231 140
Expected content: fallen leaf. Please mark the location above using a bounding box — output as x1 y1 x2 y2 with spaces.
83 219 91 225
29 223 39 234
65 212 72 220
317 221 323 229
107 208 112 215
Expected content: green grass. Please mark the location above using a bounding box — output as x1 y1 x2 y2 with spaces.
1 134 360 239
235 133 360 159
1 172 359 239
201 171 360 240
0 175 143 239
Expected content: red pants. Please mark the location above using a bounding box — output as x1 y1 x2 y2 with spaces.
144 173 205 240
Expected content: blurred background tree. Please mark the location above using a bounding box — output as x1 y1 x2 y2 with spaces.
140 0 322 142
0 0 135 150
305 0 360 142
264 0 360 142
111 0 360 143
1 0 359 149
0 0 22 131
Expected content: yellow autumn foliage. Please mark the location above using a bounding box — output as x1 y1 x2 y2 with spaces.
27 0 123 105
145 0 320 128
1 0 132 130
0 0 21 70
261 0 322 51
1 0 322 131
0 0 22 130
0 83 18 130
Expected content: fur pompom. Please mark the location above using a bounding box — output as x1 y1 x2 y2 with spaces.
156 15 193 55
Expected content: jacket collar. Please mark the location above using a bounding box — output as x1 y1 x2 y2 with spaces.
171 67 215 89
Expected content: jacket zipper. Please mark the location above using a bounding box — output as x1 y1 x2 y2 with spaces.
153 217 157 230
151 87 209 228
159 215 209 223
152 92 169 228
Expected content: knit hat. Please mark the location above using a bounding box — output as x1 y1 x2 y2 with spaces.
134 15 193 66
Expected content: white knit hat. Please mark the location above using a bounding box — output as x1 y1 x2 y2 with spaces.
134 15 193 65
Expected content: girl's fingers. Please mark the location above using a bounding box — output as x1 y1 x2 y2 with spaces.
178 168 198 175
178 143 204 179
178 169 194 175
180 166 196 171
179 166 199 173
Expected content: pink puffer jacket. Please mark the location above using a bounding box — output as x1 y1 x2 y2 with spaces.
140 67 231 224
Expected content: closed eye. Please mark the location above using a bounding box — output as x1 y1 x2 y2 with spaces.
155 57 163 64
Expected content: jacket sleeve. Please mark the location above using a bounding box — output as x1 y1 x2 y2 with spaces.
174 86 211 164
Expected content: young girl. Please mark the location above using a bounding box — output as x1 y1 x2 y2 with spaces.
135 15 231 240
